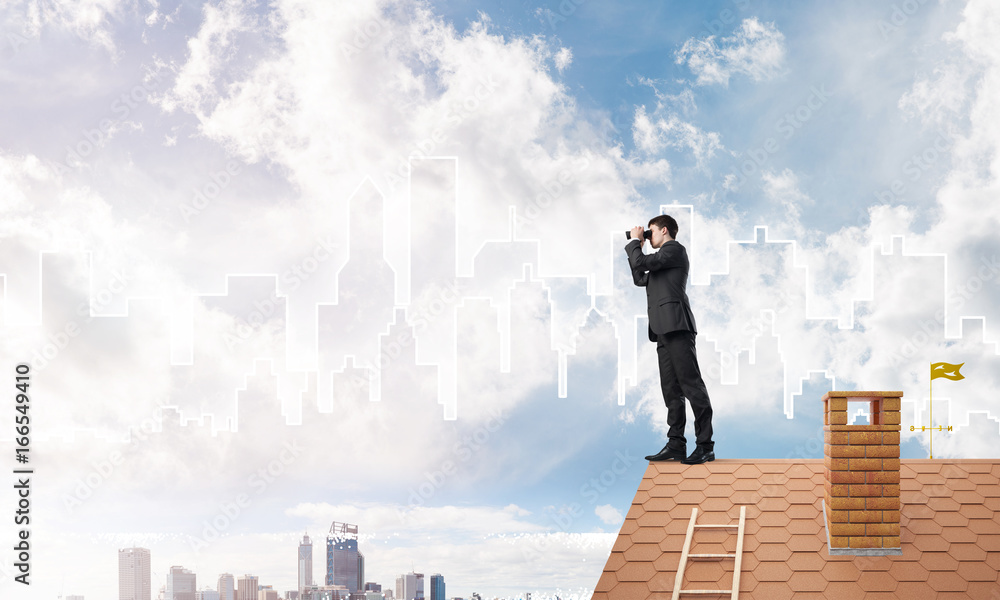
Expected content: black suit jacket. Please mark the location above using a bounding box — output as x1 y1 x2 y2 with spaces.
625 238 698 342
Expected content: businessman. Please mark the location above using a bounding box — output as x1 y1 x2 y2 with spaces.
625 214 714 465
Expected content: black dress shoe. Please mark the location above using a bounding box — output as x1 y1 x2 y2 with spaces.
645 444 687 461
681 447 715 465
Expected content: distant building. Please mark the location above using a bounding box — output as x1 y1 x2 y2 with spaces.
429 575 444 600
195 589 220 600
299 533 314 592
326 522 361 593
66 596 84 600
166 566 196 600
395 573 424 600
119 547 151 600
236 575 259 600
218 574 235 600
356 552 365 593
301 583 351 600
363 583 381 592
286 592 300 600
258 586 278 600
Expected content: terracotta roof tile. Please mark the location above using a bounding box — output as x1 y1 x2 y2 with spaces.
967 518 1000 535
683 560 727 582
643 497 675 512
911 533 950 552
886 560 929 581
945 477 979 492
920 551 960 571
977 533 1000 551
731 477 759 491
905 518 943 535
893 581 936 596
603 551 627 571
733 464 762 479
948 542 987 562
968 582 1000 597
651 471 682 485
977 482 1000 496
673 490 704 504
622 542 660 562
604 580 647 598
755 561 793 582
788 571 829 598
968 473 996 484
648 484 679 498
926 496 961 512
757 512 791 528
651 551 680 572
705 472 735 485
615 560 656 582
618 520 638 538
926 570 969 592
856 571 897 591
592 459 1000 600
703 483 734 497
785 504 817 520
759 472 789 487
755 542 793 562
941 525 978 544
756 496 791 512
645 570 674 593
678 476 708 491
630 526 666 544
750 581 794 600
594 571 616 593
634 511 669 528
758 463 791 474
960 503 994 520
820 560 861 581
785 551 826 572
787 518 822 536
819 580 865 600
933 511 969 527
786 533 825 553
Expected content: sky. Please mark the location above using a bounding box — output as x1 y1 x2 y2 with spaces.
0 0 998 598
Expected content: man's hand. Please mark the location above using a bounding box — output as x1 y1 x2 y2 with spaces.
630 225 644 243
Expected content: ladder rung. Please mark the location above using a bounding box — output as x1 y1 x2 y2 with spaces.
689 553 735 558
694 524 737 528
679 590 733 595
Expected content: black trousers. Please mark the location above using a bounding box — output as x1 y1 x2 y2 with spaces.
656 329 714 450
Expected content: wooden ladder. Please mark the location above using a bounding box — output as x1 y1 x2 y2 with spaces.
671 505 747 600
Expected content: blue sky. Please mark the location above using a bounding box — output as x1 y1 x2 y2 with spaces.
1 1 999 599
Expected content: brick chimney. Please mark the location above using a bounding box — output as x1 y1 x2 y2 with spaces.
822 390 903 555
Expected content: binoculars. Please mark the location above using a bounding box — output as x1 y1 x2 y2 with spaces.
626 229 652 241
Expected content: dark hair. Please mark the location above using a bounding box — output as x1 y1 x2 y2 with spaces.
648 214 678 239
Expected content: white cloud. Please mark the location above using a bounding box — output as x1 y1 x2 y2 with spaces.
594 504 623 525
898 65 972 124
632 104 723 169
554 46 573 72
675 17 787 86
1 0 128 53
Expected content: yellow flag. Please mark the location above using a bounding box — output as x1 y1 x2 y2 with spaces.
931 362 965 381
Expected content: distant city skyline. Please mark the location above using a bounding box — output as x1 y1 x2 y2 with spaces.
115 526 466 600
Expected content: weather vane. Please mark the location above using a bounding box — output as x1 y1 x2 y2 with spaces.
911 361 965 458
